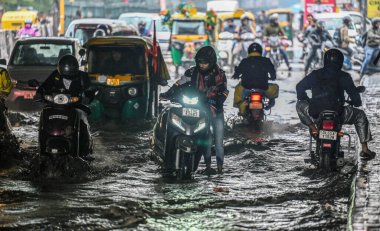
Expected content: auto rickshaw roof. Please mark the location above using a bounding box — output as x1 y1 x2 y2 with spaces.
266 9 294 15
83 36 154 49
171 12 207 20
1 10 38 22
217 9 255 20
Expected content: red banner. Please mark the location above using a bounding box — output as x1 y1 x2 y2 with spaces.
304 0 336 26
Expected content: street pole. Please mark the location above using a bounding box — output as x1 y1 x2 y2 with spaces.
362 0 367 31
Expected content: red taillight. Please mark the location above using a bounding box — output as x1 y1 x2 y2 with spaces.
250 93 262 102
323 143 332 148
322 120 334 130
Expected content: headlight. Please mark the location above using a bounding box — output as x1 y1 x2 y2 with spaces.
128 87 138 96
171 113 185 132
45 95 53 102
183 95 198 105
98 75 107 83
53 94 69 105
194 118 206 133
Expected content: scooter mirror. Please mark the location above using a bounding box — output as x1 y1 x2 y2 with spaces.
28 79 39 88
357 86 366 93
79 48 86 57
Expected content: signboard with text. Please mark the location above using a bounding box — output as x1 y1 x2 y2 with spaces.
304 0 336 26
368 0 380 18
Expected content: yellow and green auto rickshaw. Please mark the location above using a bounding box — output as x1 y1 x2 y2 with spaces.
82 36 170 121
1 10 38 30
170 10 211 76
266 9 294 43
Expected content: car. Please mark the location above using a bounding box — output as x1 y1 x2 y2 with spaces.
64 18 139 45
3 37 82 110
314 13 358 38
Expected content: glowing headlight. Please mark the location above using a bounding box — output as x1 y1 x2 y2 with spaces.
44 95 54 102
171 113 185 132
183 95 198 105
194 118 206 133
98 75 107 83
128 87 138 96
53 94 69 105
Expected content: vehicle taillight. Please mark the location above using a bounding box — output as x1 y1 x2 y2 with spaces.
250 93 262 102
322 120 334 130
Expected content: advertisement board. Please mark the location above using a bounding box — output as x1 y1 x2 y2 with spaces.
368 0 380 18
304 0 336 25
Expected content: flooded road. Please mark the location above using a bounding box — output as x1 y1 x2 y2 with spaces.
0 65 357 230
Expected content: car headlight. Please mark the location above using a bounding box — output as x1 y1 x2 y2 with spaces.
53 94 69 105
183 95 198 105
194 117 206 133
44 95 54 102
128 87 138 96
171 113 185 132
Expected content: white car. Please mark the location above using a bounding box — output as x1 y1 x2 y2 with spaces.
314 13 358 38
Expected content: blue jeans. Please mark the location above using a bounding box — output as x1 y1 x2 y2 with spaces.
263 48 290 66
360 46 380 75
205 112 225 166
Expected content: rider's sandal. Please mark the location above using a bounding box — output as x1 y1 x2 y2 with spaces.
360 150 376 160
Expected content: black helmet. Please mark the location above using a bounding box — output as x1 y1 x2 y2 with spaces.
195 46 217 67
248 42 262 55
372 17 380 27
58 54 79 78
343 16 351 25
324 49 344 69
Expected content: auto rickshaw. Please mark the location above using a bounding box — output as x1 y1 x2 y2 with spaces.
1 10 38 30
82 36 170 122
266 9 294 43
170 9 211 76
217 9 255 72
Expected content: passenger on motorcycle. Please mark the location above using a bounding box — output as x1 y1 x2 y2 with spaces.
296 49 376 160
224 18 237 33
17 19 40 37
36 55 93 156
138 20 151 37
232 43 278 111
236 14 254 35
263 14 292 71
339 16 355 57
0 68 13 133
360 18 380 77
161 46 229 174
304 21 333 74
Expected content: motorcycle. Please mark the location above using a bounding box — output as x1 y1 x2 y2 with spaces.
308 86 366 172
233 32 255 66
264 36 290 69
28 79 94 176
243 89 269 130
152 85 210 180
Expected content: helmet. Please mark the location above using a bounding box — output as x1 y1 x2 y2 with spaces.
240 13 250 22
324 49 344 69
372 17 380 26
58 55 79 79
248 43 263 55
316 20 325 28
24 18 32 24
195 46 217 68
343 16 352 25
269 13 279 22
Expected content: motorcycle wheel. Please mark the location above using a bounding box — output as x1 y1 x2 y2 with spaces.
177 152 194 180
319 151 331 172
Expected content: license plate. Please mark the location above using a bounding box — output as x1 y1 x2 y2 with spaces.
106 78 120 86
319 130 337 140
249 102 263 109
182 108 200 118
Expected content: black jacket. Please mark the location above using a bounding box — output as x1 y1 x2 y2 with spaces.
296 66 361 118
37 70 91 99
233 56 276 90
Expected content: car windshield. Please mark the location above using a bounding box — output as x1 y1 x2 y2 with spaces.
88 46 146 75
172 20 205 35
318 18 355 30
119 16 153 29
10 43 74 66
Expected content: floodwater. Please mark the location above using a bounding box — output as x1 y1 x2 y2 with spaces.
0 65 358 230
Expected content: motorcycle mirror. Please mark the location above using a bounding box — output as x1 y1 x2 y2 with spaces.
79 48 86 57
357 86 366 93
28 79 39 88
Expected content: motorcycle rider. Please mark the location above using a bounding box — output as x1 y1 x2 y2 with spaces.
263 14 292 71
36 55 93 156
296 49 376 160
232 43 278 112
304 21 333 74
236 14 254 35
360 18 380 77
0 68 13 133
17 19 40 37
138 20 151 37
339 16 355 57
224 18 237 33
160 46 229 174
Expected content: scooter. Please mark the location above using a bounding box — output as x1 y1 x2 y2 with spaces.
152 85 210 180
308 86 365 172
28 79 94 176
242 89 270 130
